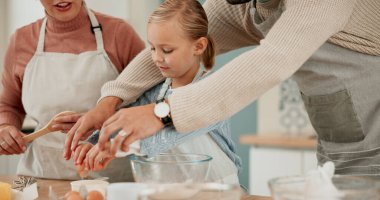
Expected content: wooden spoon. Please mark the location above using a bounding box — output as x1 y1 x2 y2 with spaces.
23 111 76 143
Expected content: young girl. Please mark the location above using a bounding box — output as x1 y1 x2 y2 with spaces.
74 0 241 184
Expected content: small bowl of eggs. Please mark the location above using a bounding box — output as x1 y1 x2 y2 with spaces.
70 180 109 199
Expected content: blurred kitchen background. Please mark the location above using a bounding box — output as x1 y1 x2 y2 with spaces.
0 0 317 196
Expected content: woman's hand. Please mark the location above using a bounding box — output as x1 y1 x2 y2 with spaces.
98 104 164 155
64 97 122 160
53 112 84 133
0 125 26 155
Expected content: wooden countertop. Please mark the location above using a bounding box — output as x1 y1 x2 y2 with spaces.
0 176 71 200
0 176 271 200
240 134 317 149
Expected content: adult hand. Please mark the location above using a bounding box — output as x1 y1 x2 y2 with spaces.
64 97 122 160
98 104 164 155
0 125 27 155
53 112 84 133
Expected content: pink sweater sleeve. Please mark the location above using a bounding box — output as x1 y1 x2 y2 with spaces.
0 34 26 129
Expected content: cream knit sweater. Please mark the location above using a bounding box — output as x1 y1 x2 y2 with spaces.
100 0 380 132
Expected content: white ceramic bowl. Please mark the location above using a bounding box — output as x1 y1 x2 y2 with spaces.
138 183 242 200
70 180 109 197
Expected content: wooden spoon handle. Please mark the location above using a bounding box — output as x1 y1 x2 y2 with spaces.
22 111 77 143
23 127 52 143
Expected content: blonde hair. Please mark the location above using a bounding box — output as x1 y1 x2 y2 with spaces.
148 0 215 70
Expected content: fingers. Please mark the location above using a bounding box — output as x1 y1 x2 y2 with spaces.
0 142 12 155
93 155 106 171
9 129 26 152
0 125 26 155
73 144 92 165
52 123 75 133
93 152 114 171
120 134 138 152
110 130 131 155
53 113 82 132
73 145 83 163
71 122 94 152
64 120 81 160
98 115 123 151
54 113 82 123
0 139 17 154
1 135 22 154
84 143 114 171
86 146 98 170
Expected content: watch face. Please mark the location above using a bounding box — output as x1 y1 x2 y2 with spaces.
154 102 170 118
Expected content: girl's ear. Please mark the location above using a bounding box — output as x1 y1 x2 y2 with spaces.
194 37 208 56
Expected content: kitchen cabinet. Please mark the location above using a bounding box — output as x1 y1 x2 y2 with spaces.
240 135 317 196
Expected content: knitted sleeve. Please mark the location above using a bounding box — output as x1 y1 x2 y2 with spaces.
100 48 164 104
169 0 357 132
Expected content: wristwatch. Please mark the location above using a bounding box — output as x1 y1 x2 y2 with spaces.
154 100 172 126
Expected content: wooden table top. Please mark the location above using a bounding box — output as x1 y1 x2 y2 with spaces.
0 176 271 200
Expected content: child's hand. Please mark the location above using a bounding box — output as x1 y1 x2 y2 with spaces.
73 142 93 165
73 142 93 179
84 143 115 171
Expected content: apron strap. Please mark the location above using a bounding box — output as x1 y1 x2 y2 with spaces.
36 18 48 54
85 6 105 52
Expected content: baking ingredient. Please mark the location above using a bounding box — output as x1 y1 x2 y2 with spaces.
86 190 104 200
65 191 83 200
0 182 11 200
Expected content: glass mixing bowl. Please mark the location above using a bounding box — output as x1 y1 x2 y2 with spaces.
130 154 212 184
268 175 379 200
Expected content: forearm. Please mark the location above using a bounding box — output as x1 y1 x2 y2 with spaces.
100 48 164 105
169 0 356 132
98 96 123 111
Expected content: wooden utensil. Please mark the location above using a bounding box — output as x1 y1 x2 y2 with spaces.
23 111 76 143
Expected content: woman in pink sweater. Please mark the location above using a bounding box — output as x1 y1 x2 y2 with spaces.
0 0 144 181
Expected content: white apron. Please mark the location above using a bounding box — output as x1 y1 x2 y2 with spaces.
18 8 133 181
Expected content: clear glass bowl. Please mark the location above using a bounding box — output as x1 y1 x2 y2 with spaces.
130 154 212 184
268 175 379 200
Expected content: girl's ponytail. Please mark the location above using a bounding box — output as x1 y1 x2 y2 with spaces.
202 35 216 70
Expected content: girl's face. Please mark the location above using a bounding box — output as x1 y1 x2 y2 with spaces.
40 0 83 22
147 18 206 86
